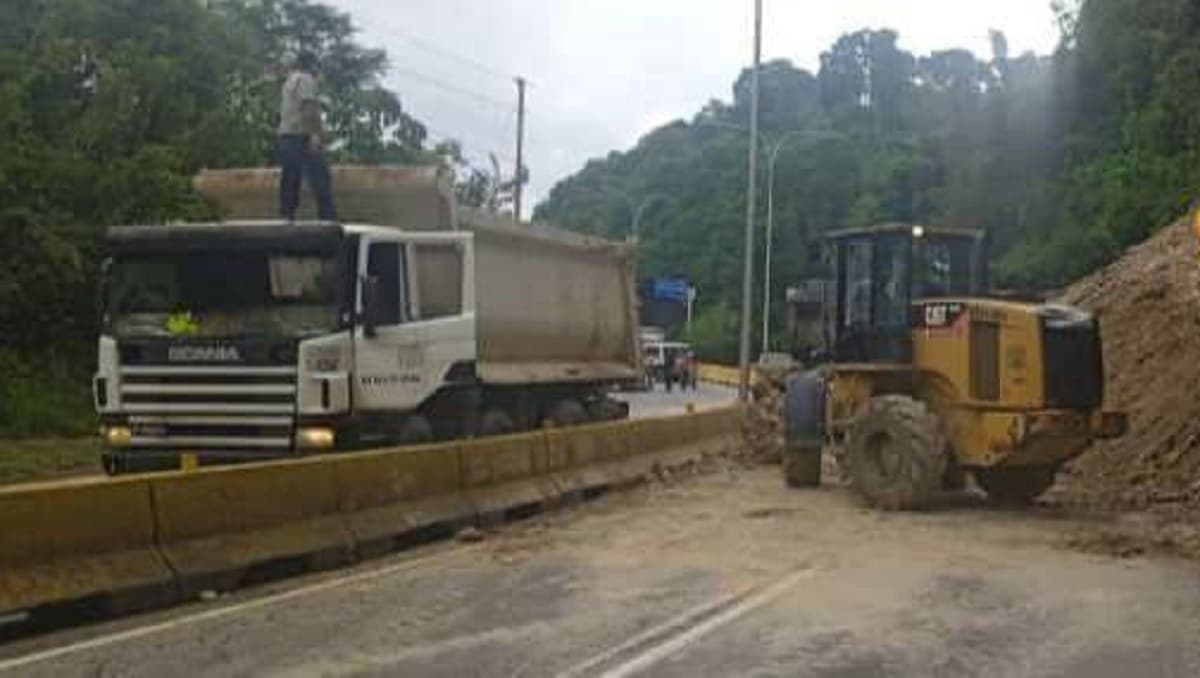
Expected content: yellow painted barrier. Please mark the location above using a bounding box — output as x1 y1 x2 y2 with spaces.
335 442 468 556
150 457 354 593
549 420 634 491
0 476 172 613
0 404 745 617
459 431 554 521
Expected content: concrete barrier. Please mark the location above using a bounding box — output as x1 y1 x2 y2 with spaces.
0 405 743 617
548 420 635 492
335 442 469 558
150 458 355 594
0 476 172 614
459 431 556 523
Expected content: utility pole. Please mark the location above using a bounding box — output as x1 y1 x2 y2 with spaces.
513 76 527 222
738 0 762 401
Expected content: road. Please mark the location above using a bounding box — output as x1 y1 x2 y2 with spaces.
618 383 735 419
2 464 1198 677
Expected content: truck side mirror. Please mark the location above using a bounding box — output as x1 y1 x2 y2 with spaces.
361 275 380 338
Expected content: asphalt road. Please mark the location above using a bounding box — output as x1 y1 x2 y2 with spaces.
3 464 1198 678
617 382 736 419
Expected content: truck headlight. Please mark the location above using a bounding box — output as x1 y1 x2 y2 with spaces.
295 427 335 451
104 425 133 448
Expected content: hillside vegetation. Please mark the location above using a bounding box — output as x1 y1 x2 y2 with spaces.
535 0 1200 360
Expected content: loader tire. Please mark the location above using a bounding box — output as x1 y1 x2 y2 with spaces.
975 465 1058 505
782 443 823 488
845 395 947 510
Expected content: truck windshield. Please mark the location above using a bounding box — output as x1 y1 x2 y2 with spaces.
107 251 340 338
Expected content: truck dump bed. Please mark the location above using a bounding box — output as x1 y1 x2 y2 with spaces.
193 166 640 384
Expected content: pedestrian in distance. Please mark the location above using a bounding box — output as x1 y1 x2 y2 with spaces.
278 50 336 222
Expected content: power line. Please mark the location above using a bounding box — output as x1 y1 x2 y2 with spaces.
389 67 515 112
368 22 518 84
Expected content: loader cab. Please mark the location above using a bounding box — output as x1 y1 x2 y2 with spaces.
825 224 987 363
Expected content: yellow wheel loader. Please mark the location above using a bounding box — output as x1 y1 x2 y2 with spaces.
783 224 1127 509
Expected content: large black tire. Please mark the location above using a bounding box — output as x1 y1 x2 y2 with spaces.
479 409 516 437
548 400 588 428
782 371 825 489
588 398 627 422
782 444 823 488
974 465 1059 505
844 395 948 510
397 415 434 445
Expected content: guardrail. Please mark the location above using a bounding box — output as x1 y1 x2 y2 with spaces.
697 363 747 388
0 406 742 617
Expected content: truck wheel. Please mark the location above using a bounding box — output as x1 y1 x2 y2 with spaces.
588 399 626 422
844 395 947 510
479 409 515 437
549 400 588 428
974 465 1058 505
398 415 434 445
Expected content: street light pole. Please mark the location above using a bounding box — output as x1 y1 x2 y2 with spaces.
759 130 849 355
737 0 763 401
624 195 665 242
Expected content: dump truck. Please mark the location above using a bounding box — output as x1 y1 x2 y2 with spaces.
94 165 640 473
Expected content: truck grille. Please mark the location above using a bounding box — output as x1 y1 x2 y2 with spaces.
118 366 297 451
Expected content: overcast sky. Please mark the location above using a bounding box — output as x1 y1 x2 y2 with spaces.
328 0 1060 217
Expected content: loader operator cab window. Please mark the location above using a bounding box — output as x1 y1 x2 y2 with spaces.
915 237 975 298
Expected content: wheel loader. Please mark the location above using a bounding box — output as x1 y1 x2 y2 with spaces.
782 224 1127 509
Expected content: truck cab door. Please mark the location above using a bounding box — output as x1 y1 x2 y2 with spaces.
353 234 476 413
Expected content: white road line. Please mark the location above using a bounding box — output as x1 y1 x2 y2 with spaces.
0 545 480 674
554 590 747 678
594 569 814 678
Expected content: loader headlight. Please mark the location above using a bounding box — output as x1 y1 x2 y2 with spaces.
104 425 133 448
295 426 336 451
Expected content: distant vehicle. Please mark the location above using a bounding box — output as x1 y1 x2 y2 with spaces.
94 166 640 474
643 340 691 391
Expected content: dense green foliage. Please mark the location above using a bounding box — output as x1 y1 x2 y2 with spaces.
0 0 460 435
535 1 1200 359
4 0 1200 430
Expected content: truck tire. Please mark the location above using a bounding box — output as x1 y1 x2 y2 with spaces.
398 415 434 445
588 399 627 422
844 395 947 510
479 409 515 437
782 371 825 488
974 465 1058 505
549 400 588 428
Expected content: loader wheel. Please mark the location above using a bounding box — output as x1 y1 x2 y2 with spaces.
782 443 822 488
844 395 948 510
974 465 1059 505
479 409 516 437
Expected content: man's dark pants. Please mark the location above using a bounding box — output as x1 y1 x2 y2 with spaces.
278 134 336 221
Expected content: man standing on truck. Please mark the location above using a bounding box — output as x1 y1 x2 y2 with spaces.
278 50 336 222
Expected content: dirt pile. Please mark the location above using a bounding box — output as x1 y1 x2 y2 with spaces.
742 367 788 464
1054 218 1200 515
